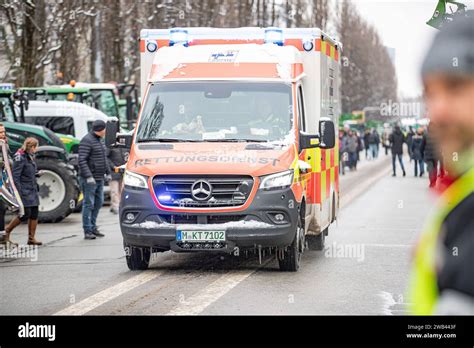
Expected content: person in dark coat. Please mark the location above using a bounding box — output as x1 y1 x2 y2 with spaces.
346 130 358 171
5 137 42 245
79 120 111 239
107 147 127 214
368 128 380 160
406 126 415 159
363 129 371 160
389 125 406 177
410 128 425 177
423 124 442 187
339 130 348 175
382 128 391 155
356 131 364 167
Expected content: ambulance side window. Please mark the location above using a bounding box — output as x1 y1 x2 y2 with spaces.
297 86 306 132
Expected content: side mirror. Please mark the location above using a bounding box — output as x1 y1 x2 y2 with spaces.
117 132 133 150
105 118 119 148
299 131 320 150
319 118 335 149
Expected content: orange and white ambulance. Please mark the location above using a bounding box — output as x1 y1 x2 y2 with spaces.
110 27 341 271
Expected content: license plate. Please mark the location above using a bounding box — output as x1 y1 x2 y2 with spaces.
176 230 226 242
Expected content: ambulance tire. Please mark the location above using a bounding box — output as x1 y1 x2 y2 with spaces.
306 228 326 251
278 214 304 272
125 244 151 271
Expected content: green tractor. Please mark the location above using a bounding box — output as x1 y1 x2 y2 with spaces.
0 89 80 222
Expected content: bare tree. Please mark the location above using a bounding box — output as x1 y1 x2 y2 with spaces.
337 0 397 113
0 0 337 86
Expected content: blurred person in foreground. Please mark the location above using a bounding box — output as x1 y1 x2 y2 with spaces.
409 16 474 315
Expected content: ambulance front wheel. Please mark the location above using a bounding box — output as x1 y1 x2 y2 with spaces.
125 243 151 271
278 213 304 272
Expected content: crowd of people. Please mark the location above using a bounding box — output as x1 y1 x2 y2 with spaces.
338 122 445 188
389 123 445 186
0 119 127 245
338 126 380 174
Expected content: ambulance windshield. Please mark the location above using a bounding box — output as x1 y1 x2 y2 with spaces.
136 82 293 143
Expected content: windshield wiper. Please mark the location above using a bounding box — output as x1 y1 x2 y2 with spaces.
203 139 268 143
137 138 269 143
137 138 192 143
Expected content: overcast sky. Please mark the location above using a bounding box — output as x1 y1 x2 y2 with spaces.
352 0 474 98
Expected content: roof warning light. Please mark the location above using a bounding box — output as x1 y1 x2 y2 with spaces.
264 28 284 46
169 28 189 47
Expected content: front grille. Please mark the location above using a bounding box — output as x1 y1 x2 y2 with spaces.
159 214 246 224
153 175 254 208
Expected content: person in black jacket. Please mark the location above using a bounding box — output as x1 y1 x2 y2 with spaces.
410 128 425 177
4 137 42 246
406 126 415 159
368 128 380 160
389 126 406 177
79 120 111 240
423 124 442 187
363 129 371 160
107 147 127 214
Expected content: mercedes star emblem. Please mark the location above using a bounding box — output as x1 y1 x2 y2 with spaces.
191 180 213 201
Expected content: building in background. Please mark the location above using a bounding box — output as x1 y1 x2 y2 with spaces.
385 46 396 66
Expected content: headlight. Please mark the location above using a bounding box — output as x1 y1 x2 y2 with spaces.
123 170 148 189
259 170 294 190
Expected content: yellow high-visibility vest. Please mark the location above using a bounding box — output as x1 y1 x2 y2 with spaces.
409 167 474 315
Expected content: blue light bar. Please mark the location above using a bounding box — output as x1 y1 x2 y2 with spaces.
169 28 189 47
264 28 284 46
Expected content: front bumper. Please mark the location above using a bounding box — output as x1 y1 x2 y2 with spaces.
120 185 299 252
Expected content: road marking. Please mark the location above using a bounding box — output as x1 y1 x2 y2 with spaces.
54 271 161 315
378 291 411 315
341 166 391 208
168 259 272 315
378 291 397 315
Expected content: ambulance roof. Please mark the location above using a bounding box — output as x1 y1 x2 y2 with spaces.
25 101 110 121
60 83 116 91
141 27 340 47
149 44 303 82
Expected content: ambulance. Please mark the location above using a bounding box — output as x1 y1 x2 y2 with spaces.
108 27 341 272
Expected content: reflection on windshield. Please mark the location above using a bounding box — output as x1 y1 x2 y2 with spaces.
136 82 293 143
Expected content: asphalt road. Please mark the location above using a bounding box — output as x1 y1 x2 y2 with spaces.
0 153 434 315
